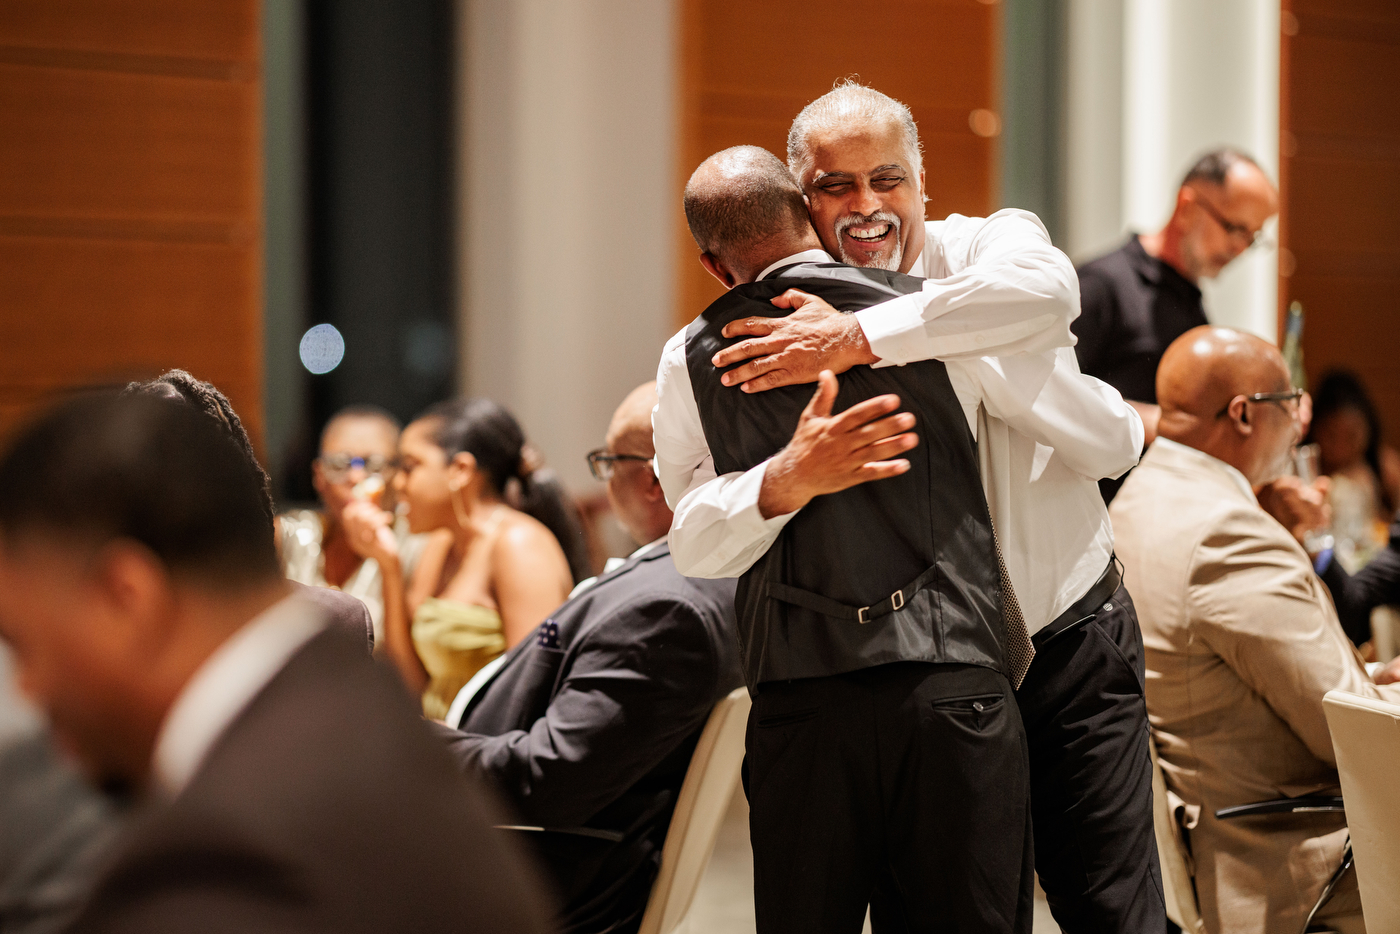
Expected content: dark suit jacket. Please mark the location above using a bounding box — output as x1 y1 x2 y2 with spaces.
65 622 553 934
292 582 374 652
436 544 740 934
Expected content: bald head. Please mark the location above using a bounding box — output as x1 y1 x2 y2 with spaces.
1157 326 1300 485
684 146 821 285
603 382 671 546
1153 148 1278 282
606 381 659 459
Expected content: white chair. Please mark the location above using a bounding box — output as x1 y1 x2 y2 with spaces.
1148 736 1205 934
637 686 751 934
1323 690 1400 934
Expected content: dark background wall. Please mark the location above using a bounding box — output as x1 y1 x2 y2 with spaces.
272 0 458 504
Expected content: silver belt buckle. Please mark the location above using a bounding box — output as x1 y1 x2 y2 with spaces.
891 590 905 611
858 605 871 624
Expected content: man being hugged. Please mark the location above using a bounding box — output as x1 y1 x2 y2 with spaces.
655 83 1154 934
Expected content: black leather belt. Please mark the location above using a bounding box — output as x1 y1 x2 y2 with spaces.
767 565 939 625
1031 557 1122 650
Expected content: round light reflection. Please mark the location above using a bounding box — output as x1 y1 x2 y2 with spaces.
299 323 345 374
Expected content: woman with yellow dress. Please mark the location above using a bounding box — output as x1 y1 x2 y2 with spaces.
343 399 580 718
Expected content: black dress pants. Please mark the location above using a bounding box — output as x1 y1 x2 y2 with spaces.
1015 583 1167 934
745 662 1034 934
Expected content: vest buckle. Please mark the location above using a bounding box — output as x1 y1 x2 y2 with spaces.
891 589 905 611
857 605 871 624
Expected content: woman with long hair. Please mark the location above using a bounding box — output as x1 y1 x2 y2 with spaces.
344 399 583 717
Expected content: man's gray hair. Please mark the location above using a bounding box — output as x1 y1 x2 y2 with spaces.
787 79 924 185
683 145 809 261
1181 147 1264 189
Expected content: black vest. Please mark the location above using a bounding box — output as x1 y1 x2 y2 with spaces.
685 263 1005 689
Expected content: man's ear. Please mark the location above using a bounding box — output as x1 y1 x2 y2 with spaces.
699 252 738 290
918 169 927 205
95 540 176 651
642 465 666 502
1225 396 1253 435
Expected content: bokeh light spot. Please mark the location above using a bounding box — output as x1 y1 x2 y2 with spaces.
299 323 345 374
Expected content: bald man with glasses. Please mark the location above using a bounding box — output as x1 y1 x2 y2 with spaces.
1074 148 1278 501
1111 326 1399 934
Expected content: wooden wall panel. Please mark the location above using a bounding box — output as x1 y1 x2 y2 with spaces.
0 0 261 447
676 0 999 326
1281 0 1400 446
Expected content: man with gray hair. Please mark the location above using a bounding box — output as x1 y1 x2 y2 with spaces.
1074 148 1279 487
657 81 1162 934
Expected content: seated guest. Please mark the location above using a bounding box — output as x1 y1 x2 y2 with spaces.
126 370 375 650
1306 369 1400 541
276 405 427 644
0 376 381 934
432 383 741 934
1111 326 1400 934
343 399 580 718
0 393 551 933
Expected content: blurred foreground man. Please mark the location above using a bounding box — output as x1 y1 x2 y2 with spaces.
0 394 551 934
1112 327 1400 934
1075 148 1278 499
662 83 1160 934
435 383 741 934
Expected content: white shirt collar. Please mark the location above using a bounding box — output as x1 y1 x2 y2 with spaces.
755 249 834 282
152 592 326 798
1153 437 1258 503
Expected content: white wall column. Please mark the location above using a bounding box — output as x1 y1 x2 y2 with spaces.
1064 0 1280 341
457 0 677 490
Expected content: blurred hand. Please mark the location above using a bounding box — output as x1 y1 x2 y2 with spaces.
1376 654 1400 685
712 290 878 393
342 500 399 566
1256 475 1331 547
757 370 917 519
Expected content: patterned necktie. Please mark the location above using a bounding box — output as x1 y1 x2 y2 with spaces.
991 524 1035 689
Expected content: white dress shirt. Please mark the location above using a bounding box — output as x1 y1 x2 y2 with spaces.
152 592 326 797
653 211 1144 634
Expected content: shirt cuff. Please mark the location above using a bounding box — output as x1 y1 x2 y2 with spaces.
728 460 798 534
854 295 924 368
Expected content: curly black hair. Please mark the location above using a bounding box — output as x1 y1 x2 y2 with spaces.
123 370 274 522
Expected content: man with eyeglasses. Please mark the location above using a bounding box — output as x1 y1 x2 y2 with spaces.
1111 326 1400 934
1074 148 1278 502
277 406 425 644
432 382 740 934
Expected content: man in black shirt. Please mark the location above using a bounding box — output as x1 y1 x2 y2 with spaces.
1074 148 1277 501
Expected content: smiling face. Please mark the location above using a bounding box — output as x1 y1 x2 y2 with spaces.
800 120 926 273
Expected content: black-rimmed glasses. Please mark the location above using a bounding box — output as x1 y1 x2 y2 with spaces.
1216 388 1304 419
586 449 651 482
317 453 399 481
1195 195 1271 250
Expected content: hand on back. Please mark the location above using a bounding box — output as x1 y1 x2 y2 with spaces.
713 290 878 393
757 370 917 519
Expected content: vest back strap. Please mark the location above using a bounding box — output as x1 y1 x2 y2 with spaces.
766 565 940 624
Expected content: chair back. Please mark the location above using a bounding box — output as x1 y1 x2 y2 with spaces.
1323 689 1400 933
637 687 751 934
1149 735 1205 934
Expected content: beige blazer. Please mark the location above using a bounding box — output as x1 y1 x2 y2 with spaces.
1111 439 1400 934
